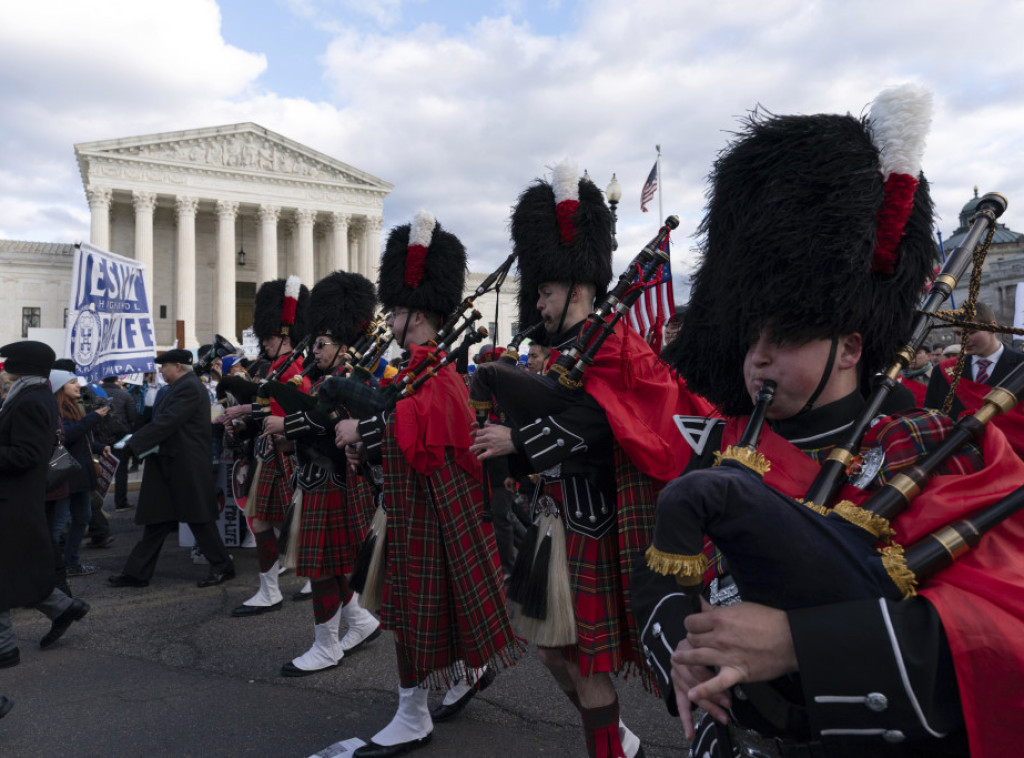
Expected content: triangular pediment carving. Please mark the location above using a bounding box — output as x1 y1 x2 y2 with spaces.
76 124 391 191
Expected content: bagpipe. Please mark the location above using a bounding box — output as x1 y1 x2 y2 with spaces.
255 314 392 420
320 251 521 423
216 334 312 410
469 217 679 428
641 192 1024 617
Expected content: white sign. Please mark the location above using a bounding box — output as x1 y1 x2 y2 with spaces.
241 326 260 358
64 243 156 382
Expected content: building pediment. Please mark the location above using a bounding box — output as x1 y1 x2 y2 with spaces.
75 123 391 193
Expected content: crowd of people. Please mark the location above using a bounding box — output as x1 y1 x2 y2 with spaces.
3 82 1024 758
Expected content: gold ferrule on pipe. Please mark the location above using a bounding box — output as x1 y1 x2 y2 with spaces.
887 472 921 502
826 448 856 467
983 387 1020 416
934 273 958 291
930 525 973 561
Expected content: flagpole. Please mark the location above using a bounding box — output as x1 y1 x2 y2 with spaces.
656 144 663 222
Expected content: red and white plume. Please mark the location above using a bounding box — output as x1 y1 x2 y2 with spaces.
552 160 580 244
867 84 933 274
405 210 435 288
282 275 301 331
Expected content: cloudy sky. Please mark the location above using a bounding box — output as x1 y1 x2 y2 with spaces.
3 0 1023 293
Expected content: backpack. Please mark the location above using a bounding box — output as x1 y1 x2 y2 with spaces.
94 404 131 445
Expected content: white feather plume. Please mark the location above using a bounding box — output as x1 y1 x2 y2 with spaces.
285 274 301 299
552 160 579 205
410 210 435 247
868 84 933 179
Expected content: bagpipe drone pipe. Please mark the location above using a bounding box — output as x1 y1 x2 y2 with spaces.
469 217 679 428
804 192 1007 510
640 340 1024 625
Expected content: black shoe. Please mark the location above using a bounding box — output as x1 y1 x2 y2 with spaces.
40 598 90 649
231 600 283 617
353 733 433 757
0 649 19 669
197 561 236 588
292 588 313 601
108 573 149 588
0 696 12 720
429 666 496 722
279 660 343 677
86 536 115 548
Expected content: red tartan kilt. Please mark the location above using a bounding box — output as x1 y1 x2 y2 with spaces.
293 480 371 579
544 455 655 683
251 450 295 522
381 436 520 687
564 527 632 676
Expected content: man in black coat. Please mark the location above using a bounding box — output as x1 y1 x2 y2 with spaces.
0 341 90 667
109 349 235 588
100 375 138 513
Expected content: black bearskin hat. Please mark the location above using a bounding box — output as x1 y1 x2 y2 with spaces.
511 160 613 334
252 276 310 343
307 271 377 347
664 85 937 416
378 211 467 318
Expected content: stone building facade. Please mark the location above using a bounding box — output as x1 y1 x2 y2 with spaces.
74 122 393 346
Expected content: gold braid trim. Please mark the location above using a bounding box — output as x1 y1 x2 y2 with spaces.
831 501 894 541
467 398 491 411
880 543 918 599
713 446 771 477
645 545 708 585
796 499 830 517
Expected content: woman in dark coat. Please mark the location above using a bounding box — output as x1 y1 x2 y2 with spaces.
48 370 110 576
0 341 89 669
109 351 234 588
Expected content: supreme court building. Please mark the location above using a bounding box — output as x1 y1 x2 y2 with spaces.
74 122 392 347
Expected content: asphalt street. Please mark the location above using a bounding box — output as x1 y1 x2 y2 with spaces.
1 485 692 758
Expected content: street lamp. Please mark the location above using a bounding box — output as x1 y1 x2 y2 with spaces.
237 216 247 266
606 173 622 251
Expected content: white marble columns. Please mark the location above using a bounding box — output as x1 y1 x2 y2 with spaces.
367 217 383 283
131 191 156 300
216 201 238 339
294 208 316 288
175 196 199 347
87 187 112 250
330 212 350 273
258 204 280 283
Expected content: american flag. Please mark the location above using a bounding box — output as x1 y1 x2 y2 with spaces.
628 237 676 353
640 160 658 213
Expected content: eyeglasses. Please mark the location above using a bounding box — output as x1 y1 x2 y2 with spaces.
314 339 337 350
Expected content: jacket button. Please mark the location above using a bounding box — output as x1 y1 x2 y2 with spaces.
542 427 551 435
652 622 662 637
882 730 905 743
865 692 888 712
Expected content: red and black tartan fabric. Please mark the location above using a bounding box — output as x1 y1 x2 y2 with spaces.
251 446 295 522
294 475 373 580
380 432 522 689
558 445 657 692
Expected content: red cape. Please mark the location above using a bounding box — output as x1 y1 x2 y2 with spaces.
394 345 482 481
722 416 1024 758
938 357 1024 458
580 321 716 483
896 373 928 406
